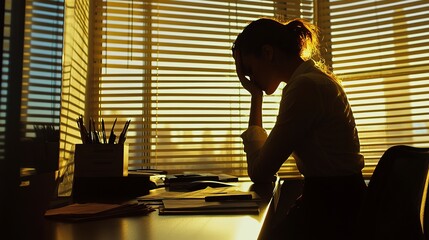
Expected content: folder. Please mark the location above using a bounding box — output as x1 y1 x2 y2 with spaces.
159 199 259 215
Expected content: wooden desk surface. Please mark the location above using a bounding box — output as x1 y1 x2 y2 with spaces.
43 179 279 240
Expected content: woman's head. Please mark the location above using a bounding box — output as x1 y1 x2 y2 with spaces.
232 18 338 94
232 18 320 94
232 18 319 61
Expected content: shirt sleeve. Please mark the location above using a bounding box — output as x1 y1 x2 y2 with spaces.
240 125 268 154
241 76 324 183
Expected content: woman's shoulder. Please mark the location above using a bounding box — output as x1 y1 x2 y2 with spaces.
289 60 328 81
285 67 344 100
289 70 330 88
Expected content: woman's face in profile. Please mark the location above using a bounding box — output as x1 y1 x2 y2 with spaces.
241 52 279 95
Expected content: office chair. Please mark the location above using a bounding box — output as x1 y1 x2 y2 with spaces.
356 145 429 240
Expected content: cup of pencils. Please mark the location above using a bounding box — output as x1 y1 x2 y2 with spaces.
74 116 130 177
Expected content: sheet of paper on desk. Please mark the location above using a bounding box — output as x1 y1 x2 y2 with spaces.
159 199 259 215
138 186 260 202
44 202 154 222
45 202 122 215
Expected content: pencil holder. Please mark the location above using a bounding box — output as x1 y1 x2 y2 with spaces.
74 144 129 177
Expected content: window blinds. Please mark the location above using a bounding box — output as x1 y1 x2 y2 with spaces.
324 0 429 177
89 0 313 177
58 0 89 195
65 0 428 180
0 0 12 161
0 0 64 160
20 0 64 136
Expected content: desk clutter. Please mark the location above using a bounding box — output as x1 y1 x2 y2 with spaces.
164 172 239 191
138 183 261 215
47 169 259 222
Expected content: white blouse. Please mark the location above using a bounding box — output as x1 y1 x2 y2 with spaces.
241 60 364 182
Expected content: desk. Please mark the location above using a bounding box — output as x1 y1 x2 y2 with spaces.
43 178 280 240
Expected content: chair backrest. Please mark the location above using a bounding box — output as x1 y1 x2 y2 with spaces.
357 145 429 240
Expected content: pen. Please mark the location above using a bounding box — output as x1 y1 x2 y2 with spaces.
101 119 107 144
91 118 100 144
118 119 131 144
76 117 84 143
88 117 93 143
108 118 117 144
77 115 89 143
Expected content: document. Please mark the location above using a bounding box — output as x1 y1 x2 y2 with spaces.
138 186 260 202
137 186 261 215
44 201 154 222
159 199 259 215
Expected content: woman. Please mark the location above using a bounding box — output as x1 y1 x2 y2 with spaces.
232 18 367 239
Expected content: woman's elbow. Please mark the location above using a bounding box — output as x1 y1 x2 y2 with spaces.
249 175 274 184
248 166 275 184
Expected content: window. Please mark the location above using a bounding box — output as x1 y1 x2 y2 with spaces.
83 0 313 178
60 0 428 180
21 1 64 136
0 0 63 162
323 0 429 177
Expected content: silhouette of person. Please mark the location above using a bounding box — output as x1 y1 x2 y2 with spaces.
232 18 367 239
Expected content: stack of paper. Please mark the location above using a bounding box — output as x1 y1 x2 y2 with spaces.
159 199 259 215
44 201 154 222
138 186 260 215
138 186 260 201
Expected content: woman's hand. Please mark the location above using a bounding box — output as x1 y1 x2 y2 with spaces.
233 50 263 97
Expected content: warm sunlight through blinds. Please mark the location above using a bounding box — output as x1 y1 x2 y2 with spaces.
76 0 428 179
90 0 313 177
58 0 89 196
325 0 429 177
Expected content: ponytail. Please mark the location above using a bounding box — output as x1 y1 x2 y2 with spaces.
283 19 340 84
282 19 320 60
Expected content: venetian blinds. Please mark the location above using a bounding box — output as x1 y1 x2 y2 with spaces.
0 0 64 160
20 0 64 137
90 0 313 177
0 0 12 161
325 0 429 177
58 0 89 196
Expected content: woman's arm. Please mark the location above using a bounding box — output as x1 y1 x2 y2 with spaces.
233 50 263 127
249 94 263 127
244 76 323 183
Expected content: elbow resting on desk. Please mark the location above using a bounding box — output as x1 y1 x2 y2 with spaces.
243 138 279 183
247 160 276 184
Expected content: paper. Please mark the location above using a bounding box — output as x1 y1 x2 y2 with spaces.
45 202 154 222
138 186 261 215
138 186 260 201
45 203 121 215
159 199 259 215
162 199 258 210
